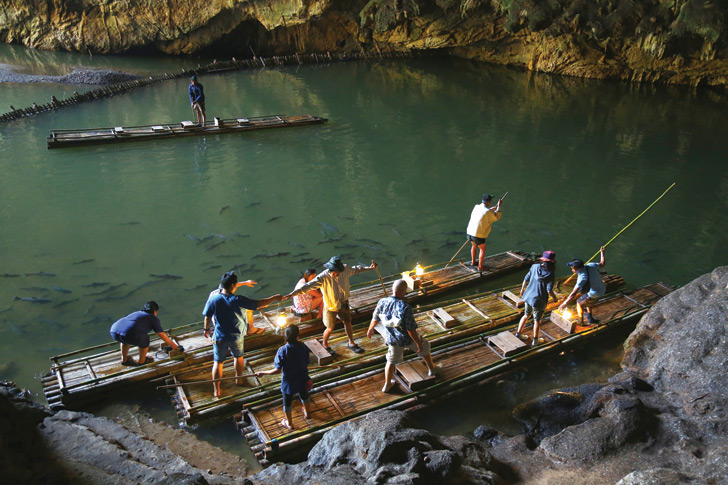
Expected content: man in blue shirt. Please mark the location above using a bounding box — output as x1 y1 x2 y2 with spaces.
203 271 281 398
188 76 206 126
110 301 180 366
515 250 558 346
558 246 607 325
367 279 436 393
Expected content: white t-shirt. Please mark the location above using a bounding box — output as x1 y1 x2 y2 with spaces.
466 203 501 238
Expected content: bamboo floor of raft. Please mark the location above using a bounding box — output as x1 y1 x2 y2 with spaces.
238 282 674 466
46 115 327 149
43 251 532 409
166 273 625 424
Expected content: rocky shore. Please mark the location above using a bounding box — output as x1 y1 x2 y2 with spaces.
2 267 726 483
1 1 727 88
0 67 140 84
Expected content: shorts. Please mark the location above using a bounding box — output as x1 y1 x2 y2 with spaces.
468 234 486 245
577 294 601 307
213 338 244 362
524 302 546 322
282 388 310 412
386 338 431 364
323 301 351 330
110 331 149 349
193 101 205 111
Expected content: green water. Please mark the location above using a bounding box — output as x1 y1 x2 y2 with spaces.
1 44 727 463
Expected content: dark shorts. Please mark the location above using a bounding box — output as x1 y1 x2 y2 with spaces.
193 101 205 111
282 388 310 411
110 331 150 348
468 234 486 245
577 294 600 307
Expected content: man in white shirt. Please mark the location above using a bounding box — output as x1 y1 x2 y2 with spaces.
466 193 503 271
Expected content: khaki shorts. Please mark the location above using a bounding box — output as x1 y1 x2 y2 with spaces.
386 338 430 364
323 301 351 330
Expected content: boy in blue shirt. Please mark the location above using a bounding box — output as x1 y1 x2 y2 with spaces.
558 246 607 324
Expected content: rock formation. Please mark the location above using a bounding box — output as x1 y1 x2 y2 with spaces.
1 1 728 88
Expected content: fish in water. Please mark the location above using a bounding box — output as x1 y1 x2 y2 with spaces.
120 221 141 225
205 265 223 271
81 315 113 326
205 240 226 251
319 222 338 233
25 271 56 277
51 286 72 294
183 234 201 242
84 304 95 316
266 216 282 223
334 244 358 249
87 283 126 296
21 287 49 292
291 258 314 264
289 242 305 248
72 259 95 265
185 284 207 291
292 252 310 257
405 239 425 247
356 238 383 245
13 296 52 303
150 274 183 280
318 237 344 245
246 201 261 208
94 295 128 302
53 298 80 308
231 232 250 238
438 240 458 249
216 254 241 259
197 235 216 244
337 216 355 221
82 282 109 288
219 205 230 214
0 273 21 278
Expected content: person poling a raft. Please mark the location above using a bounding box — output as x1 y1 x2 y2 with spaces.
558 247 607 325
464 191 506 271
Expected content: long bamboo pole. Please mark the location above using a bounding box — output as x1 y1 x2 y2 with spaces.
156 373 258 389
373 262 388 298
559 183 676 288
444 240 469 268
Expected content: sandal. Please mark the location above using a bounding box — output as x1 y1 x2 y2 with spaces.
121 359 139 367
324 346 337 356
348 343 365 354
247 327 265 335
138 356 154 365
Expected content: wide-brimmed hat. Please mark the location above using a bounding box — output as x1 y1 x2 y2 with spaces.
539 250 556 262
567 258 584 269
324 256 345 272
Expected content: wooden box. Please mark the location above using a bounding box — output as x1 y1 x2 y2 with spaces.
396 360 436 391
488 331 528 357
304 339 333 365
502 290 524 308
429 308 457 329
550 311 576 334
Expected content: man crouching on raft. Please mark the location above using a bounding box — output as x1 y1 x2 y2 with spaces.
558 246 607 325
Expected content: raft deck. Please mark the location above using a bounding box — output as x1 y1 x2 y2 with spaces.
46 115 327 149
164 273 625 425
238 282 673 466
43 251 531 409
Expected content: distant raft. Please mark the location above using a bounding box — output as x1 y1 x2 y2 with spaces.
46 115 328 149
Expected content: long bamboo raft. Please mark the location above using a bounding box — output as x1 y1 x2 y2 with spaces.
46 114 327 149
237 282 673 466
42 251 532 409
162 273 625 424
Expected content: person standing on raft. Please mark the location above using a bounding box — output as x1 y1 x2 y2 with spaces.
189 75 206 126
367 279 437 393
203 271 282 398
515 250 558 347
466 193 503 271
256 324 312 430
558 246 607 325
284 256 377 356
109 301 179 366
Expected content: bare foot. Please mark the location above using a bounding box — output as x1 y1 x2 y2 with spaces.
302 406 310 419
280 418 294 430
248 326 265 335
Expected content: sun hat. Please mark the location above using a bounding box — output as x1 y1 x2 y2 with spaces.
324 256 345 272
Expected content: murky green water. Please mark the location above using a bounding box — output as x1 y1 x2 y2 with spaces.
1 44 727 465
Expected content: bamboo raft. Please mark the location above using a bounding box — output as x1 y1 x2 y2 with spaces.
237 282 674 466
162 272 625 424
42 251 532 409
46 115 327 149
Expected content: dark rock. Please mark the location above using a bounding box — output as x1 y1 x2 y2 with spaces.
616 467 689 484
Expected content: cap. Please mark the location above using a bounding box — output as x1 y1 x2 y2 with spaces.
567 259 584 269
482 194 493 203
539 250 556 262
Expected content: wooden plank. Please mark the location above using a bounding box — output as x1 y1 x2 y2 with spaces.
462 299 491 320
506 251 527 261
304 340 333 365
502 290 524 308
550 311 575 334
429 308 457 329
488 331 527 357
396 361 436 391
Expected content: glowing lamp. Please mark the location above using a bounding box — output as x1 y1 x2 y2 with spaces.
276 312 288 328
415 263 424 277
401 272 409 279
562 309 572 320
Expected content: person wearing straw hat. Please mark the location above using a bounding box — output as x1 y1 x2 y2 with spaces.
284 256 377 356
466 193 503 271
515 251 558 347
558 246 607 325
110 301 179 366
203 271 282 398
367 279 437 393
